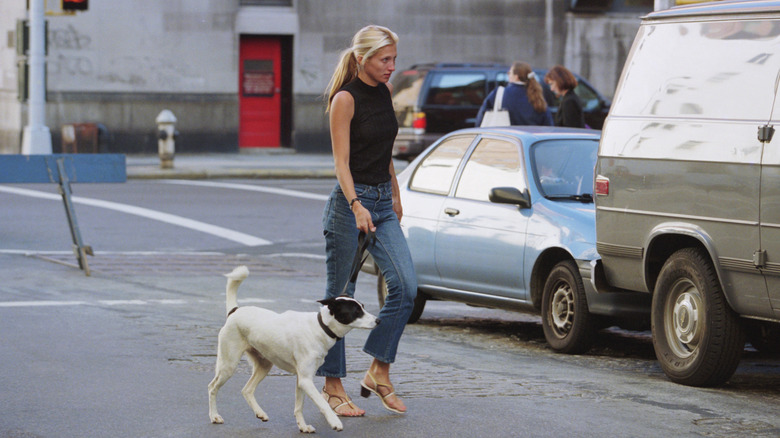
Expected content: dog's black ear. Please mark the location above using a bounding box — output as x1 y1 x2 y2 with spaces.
317 298 336 307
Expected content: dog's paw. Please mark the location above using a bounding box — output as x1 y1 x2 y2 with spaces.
210 414 224 424
256 412 269 422
330 420 344 431
298 424 316 433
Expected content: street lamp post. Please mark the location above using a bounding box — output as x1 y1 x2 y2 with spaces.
21 0 52 155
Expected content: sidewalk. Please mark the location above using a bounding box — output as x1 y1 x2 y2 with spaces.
125 149 338 180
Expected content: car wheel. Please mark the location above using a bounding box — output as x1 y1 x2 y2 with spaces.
377 272 426 324
541 260 595 354
652 247 745 387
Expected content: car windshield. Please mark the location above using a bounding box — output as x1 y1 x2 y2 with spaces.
530 139 599 201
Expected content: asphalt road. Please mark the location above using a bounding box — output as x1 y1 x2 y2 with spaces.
1 178 778 438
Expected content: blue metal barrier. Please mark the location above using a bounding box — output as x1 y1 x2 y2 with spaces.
0 154 127 276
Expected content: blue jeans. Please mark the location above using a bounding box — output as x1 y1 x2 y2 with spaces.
316 181 417 378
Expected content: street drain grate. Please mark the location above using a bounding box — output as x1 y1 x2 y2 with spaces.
31 252 316 277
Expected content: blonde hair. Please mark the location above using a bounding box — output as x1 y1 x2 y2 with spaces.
324 25 399 112
512 62 547 113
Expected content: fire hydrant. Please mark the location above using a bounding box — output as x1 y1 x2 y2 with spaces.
156 110 178 169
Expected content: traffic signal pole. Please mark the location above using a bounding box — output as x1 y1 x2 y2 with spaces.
21 0 52 155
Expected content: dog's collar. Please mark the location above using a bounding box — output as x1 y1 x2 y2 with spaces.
317 312 342 341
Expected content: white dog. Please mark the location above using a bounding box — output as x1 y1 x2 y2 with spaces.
207 266 379 433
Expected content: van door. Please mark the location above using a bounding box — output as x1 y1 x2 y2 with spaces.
760 68 780 318
597 19 777 317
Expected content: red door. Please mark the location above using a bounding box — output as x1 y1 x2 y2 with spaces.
239 36 281 148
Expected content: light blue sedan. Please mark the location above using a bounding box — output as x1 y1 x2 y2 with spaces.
375 126 649 354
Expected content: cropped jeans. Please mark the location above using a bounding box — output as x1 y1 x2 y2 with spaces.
316 181 417 378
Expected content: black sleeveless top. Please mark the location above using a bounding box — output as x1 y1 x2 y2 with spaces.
340 78 398 185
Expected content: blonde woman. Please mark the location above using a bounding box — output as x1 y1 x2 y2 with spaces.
318 25 416 417
476 61 553 126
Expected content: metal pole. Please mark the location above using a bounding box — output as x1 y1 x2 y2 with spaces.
545 0 554 67
21 0 53 155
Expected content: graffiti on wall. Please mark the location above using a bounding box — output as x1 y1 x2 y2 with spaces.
48 24 93 78
47 24 198 91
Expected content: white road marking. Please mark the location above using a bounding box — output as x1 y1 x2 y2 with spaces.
0 250 226 256
150 299 188 305
0 186 271 246
0 298 277 308
0 300 88 307
162 180 330 201
99 300 148 306
240 298 275 304
266 252 326 260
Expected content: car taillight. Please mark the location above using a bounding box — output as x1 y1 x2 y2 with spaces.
412 112 426 135
595 175 609 196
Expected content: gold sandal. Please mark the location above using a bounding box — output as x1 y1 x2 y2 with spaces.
359 371 406 414
322 388 365 417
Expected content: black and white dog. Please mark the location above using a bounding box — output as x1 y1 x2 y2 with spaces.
207 266 379 433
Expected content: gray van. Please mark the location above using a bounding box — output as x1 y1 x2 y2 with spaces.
594 0 780 387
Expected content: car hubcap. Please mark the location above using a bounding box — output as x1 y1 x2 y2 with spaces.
550 282 574 337
665 280 702 358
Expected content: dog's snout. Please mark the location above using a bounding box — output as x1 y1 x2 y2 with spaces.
375 318 381 325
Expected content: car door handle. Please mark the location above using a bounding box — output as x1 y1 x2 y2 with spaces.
444 207 460 216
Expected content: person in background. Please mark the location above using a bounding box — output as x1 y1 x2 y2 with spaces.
476 61 553 127
545 65 585 128
319 24 417 417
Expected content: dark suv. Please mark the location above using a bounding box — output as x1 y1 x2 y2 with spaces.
390 62 611 159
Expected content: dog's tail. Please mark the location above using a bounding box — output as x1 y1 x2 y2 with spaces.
224 266 249 316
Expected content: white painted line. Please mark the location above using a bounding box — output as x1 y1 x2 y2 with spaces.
150 299 188 305
99 300 147 306
239 298 274 304
0 298 277 309
0 250 226 256
0 186 271 246
162 180 330 201
266 253 326 260
0 300 88 307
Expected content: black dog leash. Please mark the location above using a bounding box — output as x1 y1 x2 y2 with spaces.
340 230 375 297
317 230 375 340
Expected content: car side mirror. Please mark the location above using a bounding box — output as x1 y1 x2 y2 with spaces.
489 187 531 209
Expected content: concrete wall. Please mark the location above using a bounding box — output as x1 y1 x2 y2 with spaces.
293 0 574 151
44 0 239 154
563 13 641 101
0 0 644 154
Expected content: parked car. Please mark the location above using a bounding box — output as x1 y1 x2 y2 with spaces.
390 63 612 160
594 0 780 387
366 126 649 354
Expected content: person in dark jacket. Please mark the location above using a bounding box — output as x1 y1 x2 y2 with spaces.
545 65 585 128
476 62 553 127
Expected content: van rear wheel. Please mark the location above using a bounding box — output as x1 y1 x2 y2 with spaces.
652 247 744 387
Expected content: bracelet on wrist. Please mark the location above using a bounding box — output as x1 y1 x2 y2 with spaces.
350 197 361 207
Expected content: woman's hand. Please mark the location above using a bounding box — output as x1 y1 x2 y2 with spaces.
352 201 376 233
